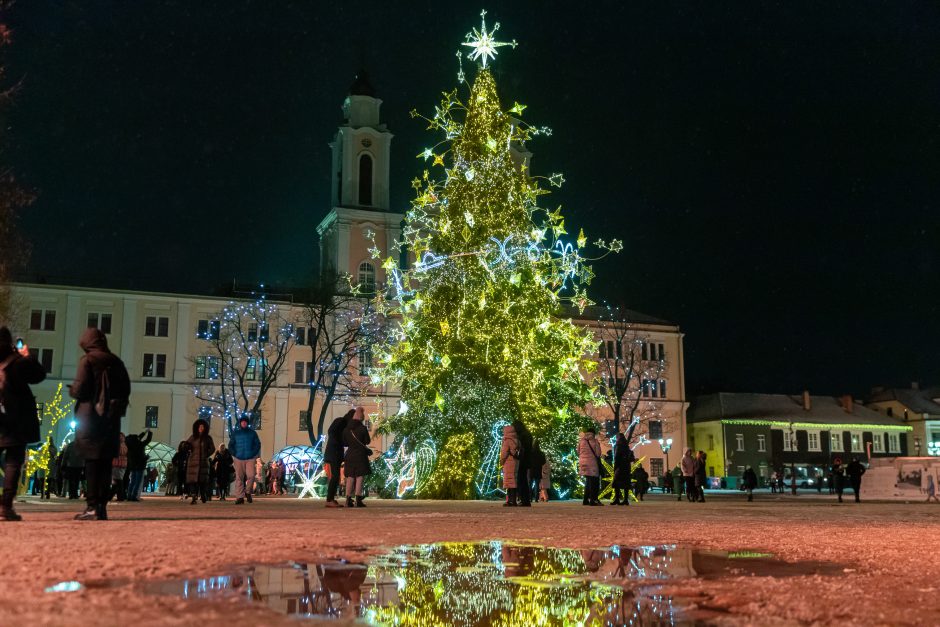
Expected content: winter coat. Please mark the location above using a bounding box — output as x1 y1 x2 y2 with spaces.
185 419 216 484
694 454 707 486
540 460 551 490
846 460 866 480
612 437 634 489
214 449 234 484
324 414 351 464
680 451 695 477
742 467 758 490
633 466 650 492
229 424 261 460
125 431 152 470
577 432 601 477
499 425 521 489
112 439 128 469
512 420 533 477
342 419 372 477
69 328 131 461
0 346 47 447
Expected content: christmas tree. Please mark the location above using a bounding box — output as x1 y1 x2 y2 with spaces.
376 12 619 498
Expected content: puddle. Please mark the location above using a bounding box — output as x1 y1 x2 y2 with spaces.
142 542 841 625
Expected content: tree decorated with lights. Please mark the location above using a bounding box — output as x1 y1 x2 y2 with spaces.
192 292 297 436
376 12 620 498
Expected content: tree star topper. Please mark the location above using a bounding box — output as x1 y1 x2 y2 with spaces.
462 9 516 68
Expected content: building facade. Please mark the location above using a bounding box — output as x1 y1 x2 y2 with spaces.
866 384 940 458
688 392 911 486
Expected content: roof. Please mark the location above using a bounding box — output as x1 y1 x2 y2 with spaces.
688 392 908 428
563 304 676 327
348 71 376 97
867 386 940 416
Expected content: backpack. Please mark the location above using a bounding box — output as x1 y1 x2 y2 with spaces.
0 354 17 416
95 365 129 419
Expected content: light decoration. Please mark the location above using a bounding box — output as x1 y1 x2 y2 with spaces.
721 419 913 431
273 442 326 499
462 10 517 69
20 383 71 493
383 438 436 498
598 455 645 502
473 421 509 498
372 13 619 499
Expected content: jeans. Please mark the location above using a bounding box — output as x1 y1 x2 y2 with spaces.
232 457 256 499
127 469 144 500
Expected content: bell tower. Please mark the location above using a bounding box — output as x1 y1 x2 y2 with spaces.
317 72 402 290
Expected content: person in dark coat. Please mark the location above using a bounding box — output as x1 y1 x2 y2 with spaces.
846 457 866 503
185 418 215 504
611 433 634 506
529 439 547 503
124 429 152 501
324 409 353 508
69 327 130 521
0 327 47 520
693 451 708 503
831 457 846 503
342 407 371 508
171 441 191 499
633 465 650 501
742 466 758 502
213 444 234 500
662 468 674 494
511 419 533 507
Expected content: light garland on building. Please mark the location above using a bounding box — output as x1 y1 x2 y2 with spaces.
720 419 912 431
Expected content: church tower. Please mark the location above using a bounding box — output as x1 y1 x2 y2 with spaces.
317 72 402 292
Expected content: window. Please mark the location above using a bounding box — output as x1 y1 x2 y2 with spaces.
707 434 715 450
299 410 311 431
87 312 112 334
782 430 793 452
735 433 745 451
659 379 667 398
36 348 53 373
872 433 884 453
259 323 269 343
641 379 651 398
246 358 257 381
757 434 766 452
598 340 606 358
641 342 648 361
142 353 167 378
649 343 657 361
195 355 220 379
145 406 159 429
358 153 373 205
649 458 664 479
198 406 213 428
358 262 376 293
248 323 258 342
359 345 373 376
808 432 820 452
196 319 220 340
648 420 663 441
850 433 862 453
658 343 665 361
30 309 56 331
294 361 306 384
296 327 306 345
145 316 169 337
828 431 842 451
888 433 900 453
737 465 745 477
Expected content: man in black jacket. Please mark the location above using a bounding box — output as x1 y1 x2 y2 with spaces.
846 458 867 503
69 328 131 521
512 420 533 507
324 409 354 507
124 429 152 501
0 327 47 521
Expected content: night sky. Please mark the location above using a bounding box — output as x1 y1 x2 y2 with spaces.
5 1 940 397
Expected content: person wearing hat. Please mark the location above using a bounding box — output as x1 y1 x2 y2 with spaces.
229 414 261 505
0 327 46 521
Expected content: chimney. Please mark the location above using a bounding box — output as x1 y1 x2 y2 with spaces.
802 390 811 411
840 394 853 414
911 381 920 391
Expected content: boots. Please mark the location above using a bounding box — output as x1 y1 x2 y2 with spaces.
1 507 22 521
504 489 517 506
95 504 108 521
345 496 355 508
355 496 366 508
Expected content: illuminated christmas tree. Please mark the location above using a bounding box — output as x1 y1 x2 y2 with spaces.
377 12 619 498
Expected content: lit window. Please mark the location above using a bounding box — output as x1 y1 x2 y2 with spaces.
735 433 744 451
851 433 862 453
358 262 376 293
830 431 843 452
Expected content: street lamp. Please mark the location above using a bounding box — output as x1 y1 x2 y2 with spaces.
658 437 673 470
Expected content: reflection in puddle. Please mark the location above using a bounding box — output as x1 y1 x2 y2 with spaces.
145 542 836 625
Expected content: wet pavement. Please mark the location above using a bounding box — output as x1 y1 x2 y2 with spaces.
126 542 841 625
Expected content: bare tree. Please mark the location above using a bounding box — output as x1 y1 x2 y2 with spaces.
590 305 671 446
191 294 297 436
298 277 384 443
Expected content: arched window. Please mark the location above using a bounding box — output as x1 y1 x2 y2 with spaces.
358 153 373 206
358 261 376 293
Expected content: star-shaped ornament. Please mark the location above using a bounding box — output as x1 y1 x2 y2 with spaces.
462 9 517 68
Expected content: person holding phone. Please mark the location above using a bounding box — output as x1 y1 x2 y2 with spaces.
0 327 47 521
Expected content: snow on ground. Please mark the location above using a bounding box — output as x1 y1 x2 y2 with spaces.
1 492 938 626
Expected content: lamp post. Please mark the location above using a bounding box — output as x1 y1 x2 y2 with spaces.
658 437 673 474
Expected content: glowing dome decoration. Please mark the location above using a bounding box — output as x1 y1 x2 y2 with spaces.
273 439 326 499
145 441 177 475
